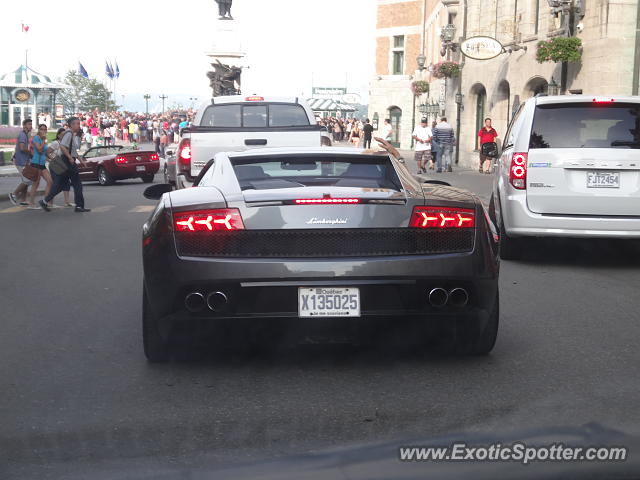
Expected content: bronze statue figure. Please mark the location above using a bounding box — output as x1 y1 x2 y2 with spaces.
207 60 242 97
215 0 233 20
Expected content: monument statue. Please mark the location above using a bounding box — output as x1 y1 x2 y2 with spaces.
215 0 233 20
207 60 242 97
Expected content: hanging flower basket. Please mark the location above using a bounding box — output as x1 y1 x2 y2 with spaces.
432 61 461 79
411 80 430 96
536 37 582 63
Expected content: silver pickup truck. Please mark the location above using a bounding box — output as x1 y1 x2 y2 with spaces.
163 95 330 189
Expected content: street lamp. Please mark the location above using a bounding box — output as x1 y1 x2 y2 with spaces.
418 103 428 114
189 97 198 108
416 54 427 71
441 24 457 43
143 94 151 115
548 77 560 96
159 94 168 115
455 92 463 105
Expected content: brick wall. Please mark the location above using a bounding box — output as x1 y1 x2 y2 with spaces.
377 1 423 29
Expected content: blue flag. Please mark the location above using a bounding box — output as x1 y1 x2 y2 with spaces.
79 62 89 78
115 61 120 79
105 61 114 79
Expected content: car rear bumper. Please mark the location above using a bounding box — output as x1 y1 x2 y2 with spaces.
503 193 640 238
111 162 160 178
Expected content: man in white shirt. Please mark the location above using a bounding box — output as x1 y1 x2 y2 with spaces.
412 117 432 174
381 118 393 142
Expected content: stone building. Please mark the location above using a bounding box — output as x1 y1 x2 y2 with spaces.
369 0 640 165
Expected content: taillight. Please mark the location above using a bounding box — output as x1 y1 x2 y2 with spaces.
173 209 245 232
409 206 475 228
294 198 360 204
245 96 264 101
177 138 191 173
509 152 528 189
150 153 159 161
115 155 127 164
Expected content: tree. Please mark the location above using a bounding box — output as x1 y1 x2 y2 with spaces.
57 70 117 113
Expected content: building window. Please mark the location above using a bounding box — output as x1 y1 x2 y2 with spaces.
392 35 405 75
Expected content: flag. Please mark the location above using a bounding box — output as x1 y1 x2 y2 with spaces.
115 61 120 79
21 23 29 33
105 61 114 79
79 62 89 78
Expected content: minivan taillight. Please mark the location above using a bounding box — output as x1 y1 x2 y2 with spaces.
177 138 191 174
173 209 245 232
509 152 528 189
409 206 475 229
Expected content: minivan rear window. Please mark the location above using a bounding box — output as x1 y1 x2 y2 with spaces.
530 102 640 149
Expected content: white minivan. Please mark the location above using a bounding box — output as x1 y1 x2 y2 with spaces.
490 95 640 259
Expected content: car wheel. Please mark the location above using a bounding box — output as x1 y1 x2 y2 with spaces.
163 165 169 184
98 167 114 186
497 202 522 261
453 291 499 355
142 286 170 363
141 174 155 183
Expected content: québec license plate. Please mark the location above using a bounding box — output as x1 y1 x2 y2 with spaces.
136 165 146 172
298 287 360 318
587 171 619 188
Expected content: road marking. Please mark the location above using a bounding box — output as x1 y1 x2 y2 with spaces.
128 205 155 213
92 205 116 213
0 206 27 213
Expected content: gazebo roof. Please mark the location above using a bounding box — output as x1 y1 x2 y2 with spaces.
306 98 356 112
0 65 68 90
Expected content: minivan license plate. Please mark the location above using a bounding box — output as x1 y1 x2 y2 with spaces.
587 171 619 188
298 287 360 318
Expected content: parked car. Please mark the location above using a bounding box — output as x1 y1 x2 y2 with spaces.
164 95 328 189
142 146 500 362
490 95 640 260
78 145 159 185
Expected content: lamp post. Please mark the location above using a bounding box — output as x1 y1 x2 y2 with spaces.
546 0 584 94
159 94 168 115
189 97 198 109
547 77 560 96
143 94 151 115
454 92 464 165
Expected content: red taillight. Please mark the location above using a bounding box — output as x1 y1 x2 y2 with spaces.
509 152 528 189
593 98 614 104
150 153 159 161
178 138 191 170
409 207 475 228
245 96 264 101
294 198 360 204
115 155 127 164
173 209 245 232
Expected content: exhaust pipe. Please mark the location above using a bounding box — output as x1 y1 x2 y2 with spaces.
428 288 449 308
449 288 469 307
206 291 228 312
185 292 205 313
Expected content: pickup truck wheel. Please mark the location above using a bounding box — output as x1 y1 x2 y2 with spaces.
452 291 499 355
142 287 170 363
141 174 155 183
98 167 114 186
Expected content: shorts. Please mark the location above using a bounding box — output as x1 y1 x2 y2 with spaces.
32 163 46 170
414 150 431 162
15 165 33 186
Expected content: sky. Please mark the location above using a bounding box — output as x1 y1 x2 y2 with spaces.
1 0 376 112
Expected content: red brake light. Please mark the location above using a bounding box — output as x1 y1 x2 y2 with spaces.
115 155 127 164
150 153 159 161
174 209 245 232
177 138 191 172
294 198 360 204
509 152 528 189
245 96 264 102
593 98 614 104
409 207 475 228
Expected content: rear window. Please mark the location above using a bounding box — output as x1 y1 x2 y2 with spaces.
200 103 310 128
229 154 402 191
530 102 640 149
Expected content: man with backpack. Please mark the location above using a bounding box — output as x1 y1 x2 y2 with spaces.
39 117 91 213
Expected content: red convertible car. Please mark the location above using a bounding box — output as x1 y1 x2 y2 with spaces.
77 146 160 185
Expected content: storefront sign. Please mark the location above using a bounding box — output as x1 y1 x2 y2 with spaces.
13 89 31 102
313 87 347 97
55 104 64 117
460 36 503 60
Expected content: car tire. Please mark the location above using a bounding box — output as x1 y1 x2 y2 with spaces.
141 174 155 183
496 199 522 260
142 286 170 363
163 165 169 184
98 167 114 186
453 291 499 355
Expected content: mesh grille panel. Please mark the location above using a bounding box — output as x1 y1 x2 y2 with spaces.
175 229 474 258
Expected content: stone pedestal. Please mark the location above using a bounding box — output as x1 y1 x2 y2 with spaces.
205 20 245 70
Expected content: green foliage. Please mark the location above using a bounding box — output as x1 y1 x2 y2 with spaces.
432 61 461 79
536 37 582 63
57 70 117 112
411 81 430 96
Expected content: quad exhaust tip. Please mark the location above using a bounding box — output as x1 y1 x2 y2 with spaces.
448 288 469 307
428 288 449 308
206 291 229 312
184 292 205 313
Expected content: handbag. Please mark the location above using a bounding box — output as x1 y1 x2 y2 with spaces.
21 163 39 182
481 142 499 158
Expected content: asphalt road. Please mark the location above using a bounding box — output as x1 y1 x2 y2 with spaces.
1 173 640 479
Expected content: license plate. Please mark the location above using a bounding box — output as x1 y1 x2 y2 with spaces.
136 165 146 172
298 287 360 318
587 171 619 188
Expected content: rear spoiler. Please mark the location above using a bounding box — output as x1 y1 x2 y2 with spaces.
188 125 324 133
